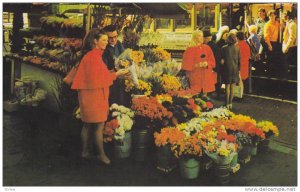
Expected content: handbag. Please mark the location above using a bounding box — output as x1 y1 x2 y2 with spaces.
63 63 79 86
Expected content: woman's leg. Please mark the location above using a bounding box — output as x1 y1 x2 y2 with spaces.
225 84 230 107
95 122 110 164
240 78 244 98
81 123 92 158
229 83 235 108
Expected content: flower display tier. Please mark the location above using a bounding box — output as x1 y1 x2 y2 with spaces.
104 47 279 181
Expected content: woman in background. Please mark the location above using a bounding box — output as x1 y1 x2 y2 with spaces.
182 30 216 99
221 32 240 109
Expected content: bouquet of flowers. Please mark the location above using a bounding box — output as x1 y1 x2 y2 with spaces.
201 125 238 164
131 50 145 65
115 49 139 86
125 79 152 96
154 126 204 158
200 107 234 122
153 47 171 61
176 117 204 136
154 127 185 147
152 59 181 76
104 104 135 142
257 120 279 138
131 96 173 123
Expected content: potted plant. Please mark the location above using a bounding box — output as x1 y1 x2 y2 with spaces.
154 127 184 173
257 120 279 151
104 104 135 159
131 96 173 161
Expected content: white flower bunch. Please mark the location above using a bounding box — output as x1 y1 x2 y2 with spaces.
109 104 135 141
201 107 233 121
178 117 204 136
110 103 135 118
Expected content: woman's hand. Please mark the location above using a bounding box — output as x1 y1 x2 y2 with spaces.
201 61 208 68
116 68 130 78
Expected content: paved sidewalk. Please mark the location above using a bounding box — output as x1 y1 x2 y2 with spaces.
2 95 298 186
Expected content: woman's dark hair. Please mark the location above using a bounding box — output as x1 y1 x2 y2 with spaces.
236 31 244 40
226 32 237 45
80 28 107 58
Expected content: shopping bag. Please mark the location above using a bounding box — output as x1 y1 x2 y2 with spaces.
63 63 79 86
234 83 243 98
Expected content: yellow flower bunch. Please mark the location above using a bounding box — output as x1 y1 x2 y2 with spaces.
171 133 203 158
217 147 230 156
156 94 173 104
137 79 152 96
217 141 236 157
153 47 171 61
125 79 135 92
131 50 144 64
125 79 152 96
119 60 130 68
160 74 181 92
177 123 187 132
257 121 279 137
231 114 257 125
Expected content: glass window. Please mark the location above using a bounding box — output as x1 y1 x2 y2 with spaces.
175 17 191 29
156 18 170 29
196 4 216 30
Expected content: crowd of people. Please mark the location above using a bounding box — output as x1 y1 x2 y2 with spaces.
180 8 297 110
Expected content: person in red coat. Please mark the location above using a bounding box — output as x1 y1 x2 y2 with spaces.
236 32 250 98
72 28 129 165
182 30 217 98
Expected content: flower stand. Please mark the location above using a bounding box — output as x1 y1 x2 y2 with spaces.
133 129 149 162
238 146 252 164
179 157 200 179
156 145 177 173
113 131 132 159
230 152 240 174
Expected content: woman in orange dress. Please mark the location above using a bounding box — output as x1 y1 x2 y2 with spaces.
71 28 129 165
182 30 217 98
236 32 250 98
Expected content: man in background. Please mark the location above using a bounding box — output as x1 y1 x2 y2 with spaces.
282 11 297 80
102 25 130 107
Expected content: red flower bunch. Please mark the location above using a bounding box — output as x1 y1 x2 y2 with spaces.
168 89 198 98
217 132 236 143
206 101 213 109
154 127 185 147
131 96 173 121
187 98 198 111
241 122 265 139
103 119 119 142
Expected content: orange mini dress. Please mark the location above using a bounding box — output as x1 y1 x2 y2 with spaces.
182 45 217 93
71 48 116 123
